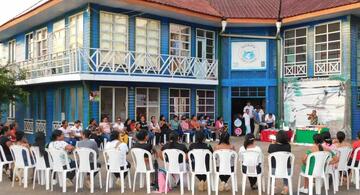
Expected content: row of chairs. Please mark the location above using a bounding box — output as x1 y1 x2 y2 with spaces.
2 144 360 195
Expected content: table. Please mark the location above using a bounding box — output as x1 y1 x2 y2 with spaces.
294 127 329 144
260 129 293 142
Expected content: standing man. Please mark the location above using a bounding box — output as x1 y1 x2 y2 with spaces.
243 102 254 133
307 110 319 126
243 109 251 135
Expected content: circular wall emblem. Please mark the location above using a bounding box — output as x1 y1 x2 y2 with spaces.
241 44 257 63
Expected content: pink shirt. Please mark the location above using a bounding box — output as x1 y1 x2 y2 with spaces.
180 121 190 131
99 122 111 134
215 120 224 129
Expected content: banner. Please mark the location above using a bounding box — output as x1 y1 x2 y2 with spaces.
231 42 267 70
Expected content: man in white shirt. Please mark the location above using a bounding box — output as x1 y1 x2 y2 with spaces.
113 117 125 132
265 113 276 128
243 109 251 134
243 102 254 118
70 120 82 140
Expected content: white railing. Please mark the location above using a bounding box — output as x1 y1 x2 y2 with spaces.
314 59 341 76
8 47 218 82
35 120 47 135
284 64 307 77
24 118 34 134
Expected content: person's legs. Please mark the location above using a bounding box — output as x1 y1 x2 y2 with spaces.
65 161 76 180
254 123 260 139
250 118 255 133
196 175 207 181
155 132 161 145
245 125 251 134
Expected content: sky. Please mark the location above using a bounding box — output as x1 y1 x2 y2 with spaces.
0 0 44 25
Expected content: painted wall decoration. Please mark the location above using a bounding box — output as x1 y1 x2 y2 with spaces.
231 42 266 70
283 79 350 137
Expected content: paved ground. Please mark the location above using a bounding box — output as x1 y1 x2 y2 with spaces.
1 136 360 195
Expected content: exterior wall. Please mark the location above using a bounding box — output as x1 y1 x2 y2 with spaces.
220 27 278 133
351 16 360 139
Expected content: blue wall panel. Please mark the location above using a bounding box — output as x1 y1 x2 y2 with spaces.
160 87 169 119
128 87 135 120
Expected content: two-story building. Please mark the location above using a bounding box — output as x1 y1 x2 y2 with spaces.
1 0 360 139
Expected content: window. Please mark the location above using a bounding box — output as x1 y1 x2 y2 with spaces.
52 19 66 53
100 11 128 51
100 87 127 122
196 29 215 61
284 27 307 76
135 88 160 121
69 13 83 49
314 21 341 75
35 28 48 57
170 24 190 57
37 91 47 120
136 17 160 68
231 87 266 98
196 89 215 119
25 33 34 60
169 89 190 119
8 40 16 63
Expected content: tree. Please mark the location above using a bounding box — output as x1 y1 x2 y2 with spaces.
0 67 28 117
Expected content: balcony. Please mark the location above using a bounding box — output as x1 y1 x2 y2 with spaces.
284 64 307 78
314 59 341 76
8 48 218 85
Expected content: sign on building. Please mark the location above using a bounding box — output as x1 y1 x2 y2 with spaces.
231 41 267 70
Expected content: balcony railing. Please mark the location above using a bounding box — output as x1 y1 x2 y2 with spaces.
314 59 341 76
8 48 218 82
284 64 307 77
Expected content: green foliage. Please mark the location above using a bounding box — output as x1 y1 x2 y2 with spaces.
0 67 28 106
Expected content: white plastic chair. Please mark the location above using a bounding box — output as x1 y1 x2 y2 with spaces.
74 148 102 193
213 149 238 195
128 136 133 149
348 147 360 189
333 147 352 192
267 152 295 195
297 151 331 195
103 149 131 193
131 148 155 193
30 146 52 190
188 149 213 195
47 148 76 192
162 149 190 195
184 132 191 143
239 150 263 195
152 134 167 146
0 145 13 182
10 145 35 188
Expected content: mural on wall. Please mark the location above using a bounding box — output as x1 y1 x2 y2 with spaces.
231 42 266 69
283 79 350 137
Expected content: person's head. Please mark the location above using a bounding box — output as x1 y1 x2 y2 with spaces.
245 109 249 114
9 123 16 130
109 131 120 142
136 130 148 141
247 102 251 106
195 131 205 143
244 133 255 149
15 131 25 142
140 115 146 122
124 118 131 125
74 120 81 128
217 116 223 121
312 110 317 115
169 132 179 143
135 122 141 129
199 115 204 120
321 131 332 145
116 117 122 123
313 134 324 151
1 126 9 136
336 131 346 144
160 115 166 121
181 116 187 121
34 132 46 156
151 116 156 122
205 116 210 120
81 130 92 139
219 132 230 145
269 113 273 118
173 115 178 121
61 120 68 128
89 118 96 125
51 130 64 141
276 130 289 144
102 116 109 123
191 115 197 121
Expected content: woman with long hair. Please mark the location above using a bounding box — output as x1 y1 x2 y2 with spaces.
239 133 262 190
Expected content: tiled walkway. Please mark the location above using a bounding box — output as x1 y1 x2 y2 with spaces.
1 136 359 195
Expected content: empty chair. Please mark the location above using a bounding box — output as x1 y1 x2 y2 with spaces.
103 149 131 193
30 146 52 190
297 151 331 195
131 148 155 194
74 148 102 193
0 145 13 182
47 148 76 193
188 149 213 195
348 147 360 189
240 150 263 195
162 149 190 195
10 145 35 188
213 149 238 195
333 147 352 191
267 152 295 195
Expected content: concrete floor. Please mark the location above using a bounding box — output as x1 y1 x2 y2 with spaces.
1 136 360 195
